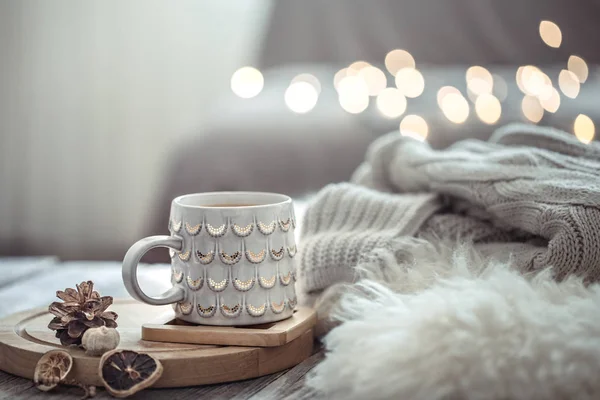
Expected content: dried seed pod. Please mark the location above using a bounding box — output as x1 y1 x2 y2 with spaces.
99 349 163 398
82 326 120 356
34 350 73 392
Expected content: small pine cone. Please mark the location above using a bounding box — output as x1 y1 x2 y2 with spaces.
47 281 118 346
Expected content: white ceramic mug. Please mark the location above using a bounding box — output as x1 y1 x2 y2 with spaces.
122 192 297 325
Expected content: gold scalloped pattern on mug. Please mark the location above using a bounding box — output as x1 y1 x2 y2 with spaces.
220 303 242 318
185 222 202 236
291 217 296 229
279 218 292 232
233 277 255 292
206 223 227 238
259 275 276 289
207 278 228 292
186 275 203 291
292 269 297 282
245 249 266 264
170 220 182 233
270 247 285 261
270 300 286 314
246 303 267 317
232 222 253 237
197 304 216 318
279 271 292 286
172 270 184 283
288 296 297 309
178 302 193 315
178 250 191 262
196 250 215 265
287 244 297 257
219 250 241 265
257 220 276 235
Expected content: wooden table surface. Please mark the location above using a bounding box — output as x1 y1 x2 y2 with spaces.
0 258 323 399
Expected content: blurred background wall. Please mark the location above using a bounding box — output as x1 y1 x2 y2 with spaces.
0 0 273 259
259 0 600 68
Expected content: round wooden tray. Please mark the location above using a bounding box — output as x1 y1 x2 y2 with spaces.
0 300 314 388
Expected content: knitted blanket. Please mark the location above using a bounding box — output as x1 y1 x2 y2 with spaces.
298 124 600 297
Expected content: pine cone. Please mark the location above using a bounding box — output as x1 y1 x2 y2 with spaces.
48 281 118 346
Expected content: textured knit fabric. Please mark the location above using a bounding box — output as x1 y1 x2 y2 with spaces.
299 124 600 294
300 185 442 293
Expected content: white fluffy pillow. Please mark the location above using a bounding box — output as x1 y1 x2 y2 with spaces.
307 246 600 400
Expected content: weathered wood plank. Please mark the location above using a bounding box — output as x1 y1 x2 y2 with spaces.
0 370 290 399
0 355 325 400
249 350 325 400
0 371 35 399
13 384 108 400
142 371 288 400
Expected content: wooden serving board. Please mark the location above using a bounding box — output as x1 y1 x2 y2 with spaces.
142 306 316 347
0 300 314 388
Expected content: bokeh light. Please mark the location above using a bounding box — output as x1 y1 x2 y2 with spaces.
333 68 348 92
558 69 580 99
440 92 470 124
400 114 428 141
347 61 371 76
395 68 425 98
516 67 527 94
521 95 544 123
475 94 501 124
359 66 387 96
284 81 319 114
519 66 551 97
385 49 415 76
574 114 595 144
230 67 264 98
539 20 562 48
539 86 560 113
520 66 542 95
291 73 322 94
437 86 462 108
466 66 493 96
537 81 554 101
338 75 369 114
568 55 589 83
493 74 508 102
376 88 407 119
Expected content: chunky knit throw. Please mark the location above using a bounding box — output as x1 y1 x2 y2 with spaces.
298 124 600 295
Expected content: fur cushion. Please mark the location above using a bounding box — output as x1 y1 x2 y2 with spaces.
306 241 600 400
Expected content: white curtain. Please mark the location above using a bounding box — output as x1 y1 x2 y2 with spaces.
0 0 272 259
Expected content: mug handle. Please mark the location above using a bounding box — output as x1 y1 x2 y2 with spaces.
122 235 185 306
